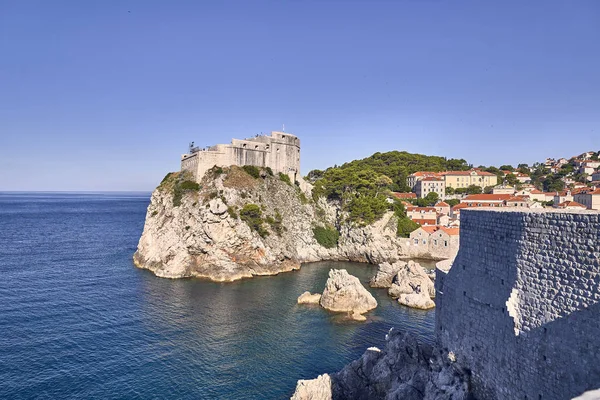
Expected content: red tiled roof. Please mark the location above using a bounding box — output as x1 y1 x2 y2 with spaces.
441 169 496 177
410 171 442 177
407 207 436 212
419 225 440 234
391 192 417 199
557 201 586 209
462 194 512 201
439 227 460 236
435 201 450 207
451 203 469 211
413 219 438 226
422 177 444 181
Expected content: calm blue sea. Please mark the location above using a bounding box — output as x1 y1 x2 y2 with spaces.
0 192 434 399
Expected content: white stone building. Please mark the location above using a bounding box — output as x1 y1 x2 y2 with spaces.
181 131 301 184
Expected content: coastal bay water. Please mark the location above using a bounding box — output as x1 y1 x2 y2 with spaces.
0 193 435 399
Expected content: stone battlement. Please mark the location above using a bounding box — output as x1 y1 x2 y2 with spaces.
181 131 301 183
436 208 600 399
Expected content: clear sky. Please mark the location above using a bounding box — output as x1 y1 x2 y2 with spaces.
1 0 599 191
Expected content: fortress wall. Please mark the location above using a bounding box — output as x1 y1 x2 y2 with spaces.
186 132 301 183
436 209 600 400
181 153 198 179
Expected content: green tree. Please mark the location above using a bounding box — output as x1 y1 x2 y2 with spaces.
500 165 514 171
445 187 455 195
445 199 460 207
466 185 482 194
240 204 269 237
424 192 439 204
397 216 420 238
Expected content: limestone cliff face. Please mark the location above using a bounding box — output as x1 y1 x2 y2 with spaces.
134 167 413 281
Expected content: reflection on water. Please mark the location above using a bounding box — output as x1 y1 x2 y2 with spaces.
0 193 434 400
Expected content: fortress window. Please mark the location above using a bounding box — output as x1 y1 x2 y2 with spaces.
282 135 286 139
255 145 259 149
277 148 280 153
266 145 270 150
243 144 247 148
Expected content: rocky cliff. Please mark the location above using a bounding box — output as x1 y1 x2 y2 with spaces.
134 167 414 281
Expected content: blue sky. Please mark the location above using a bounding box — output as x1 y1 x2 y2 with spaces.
1 0 599 191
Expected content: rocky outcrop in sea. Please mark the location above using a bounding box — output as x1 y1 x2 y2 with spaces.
134 167 416 281
319 269 377 320
290 329 471 400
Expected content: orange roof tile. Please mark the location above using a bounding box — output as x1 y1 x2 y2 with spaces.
463 194 512 201
419 225 439 234
557 201 587 209
440 227 460 236
391 192 417 199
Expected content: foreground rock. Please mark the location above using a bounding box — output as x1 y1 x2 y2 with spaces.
319 269 377 317
297 291 322 304
290 330 470 399
291 374 332 400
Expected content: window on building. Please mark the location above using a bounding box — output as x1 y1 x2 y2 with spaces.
422 239 426 244
444 240 448 247
434 239 437 246
414 239 418 245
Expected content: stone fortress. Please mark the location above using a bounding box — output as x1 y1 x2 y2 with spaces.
436 208 600 400
181 131 301 184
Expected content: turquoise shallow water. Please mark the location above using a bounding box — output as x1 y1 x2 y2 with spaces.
0 192 434 399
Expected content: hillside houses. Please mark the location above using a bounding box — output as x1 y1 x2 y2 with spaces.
407 169 497 198
408 225 460 259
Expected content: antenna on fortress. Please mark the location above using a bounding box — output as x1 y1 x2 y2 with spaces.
282 123 285 132
189 142 194 153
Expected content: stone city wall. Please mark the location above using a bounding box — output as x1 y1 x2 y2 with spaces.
435 208 600 400
181 131 300 183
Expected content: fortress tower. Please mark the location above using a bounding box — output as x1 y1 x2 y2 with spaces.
180 131 301 183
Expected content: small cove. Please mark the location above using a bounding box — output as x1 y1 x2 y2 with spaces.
0 193 435 399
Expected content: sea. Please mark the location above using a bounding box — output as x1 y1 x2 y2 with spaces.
0 192 435 399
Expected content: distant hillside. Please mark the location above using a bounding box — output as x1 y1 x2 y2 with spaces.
308 151 471 194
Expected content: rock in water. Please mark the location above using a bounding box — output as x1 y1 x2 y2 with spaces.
320 269 377 315
398 292 435 310
369 260 408 288
388 260 435 300
290 374 332 400
297 291 322 304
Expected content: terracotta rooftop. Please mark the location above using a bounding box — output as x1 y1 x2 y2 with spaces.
419 225 439 234
441 169 496 177
391 192 417 199
435 201 450 207
462 194 512 201
440 227 460 236
557 201 587 209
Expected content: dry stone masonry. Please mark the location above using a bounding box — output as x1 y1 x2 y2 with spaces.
436 208 600 400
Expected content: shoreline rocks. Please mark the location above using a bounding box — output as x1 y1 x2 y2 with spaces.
386 260 436 310
319 269 377 317
290 329 470 400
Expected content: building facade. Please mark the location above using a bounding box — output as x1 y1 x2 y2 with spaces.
414 177 445 198
442 170 498 190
